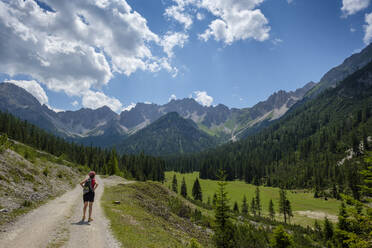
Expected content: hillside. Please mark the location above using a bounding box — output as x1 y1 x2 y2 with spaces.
118 112 217 156
167 59 372 192
306 43 372 98
0 138 85 226
102 181 213 247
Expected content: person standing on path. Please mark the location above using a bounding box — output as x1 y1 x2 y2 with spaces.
80 171 98 222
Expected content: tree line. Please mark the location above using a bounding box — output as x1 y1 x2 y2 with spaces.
0 111 165 181
165 61 372 198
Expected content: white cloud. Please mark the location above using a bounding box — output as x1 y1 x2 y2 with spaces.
272 38 283 45
199 0 270 45
169 94 177 101
193 91 213 106
6 79 48 105
364 12 372 44
82 91 123 113
71 100 79 107
0 0 174 98
341 0 371 17
196 12 205 20
287 0 294 3
164 0 193 29
350 27 356 32
161 32 189 58
48 105 64 113
123 102 136 112
166 0 270 45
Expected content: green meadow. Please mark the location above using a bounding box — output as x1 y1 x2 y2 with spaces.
165 171 341 227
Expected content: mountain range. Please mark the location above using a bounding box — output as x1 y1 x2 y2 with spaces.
1 43 372 155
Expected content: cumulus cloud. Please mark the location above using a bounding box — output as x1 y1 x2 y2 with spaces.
364 12 372 44
199 0 270 44
82 91 123 113
71 100 79 107
169 94 177 101
161 32 189 58
193 91 213 106
166 0 270 45
341 0 371 17
164 0 193 29
123 102 136 112
0 0 174 98
6 79 48 105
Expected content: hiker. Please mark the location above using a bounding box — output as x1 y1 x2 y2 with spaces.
80 171 98 222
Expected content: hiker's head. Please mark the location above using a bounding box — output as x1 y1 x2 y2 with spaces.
89 171 96 179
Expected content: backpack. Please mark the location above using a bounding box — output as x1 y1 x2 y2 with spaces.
83 178 93 194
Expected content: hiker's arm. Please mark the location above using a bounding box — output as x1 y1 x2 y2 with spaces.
94 182 98 191
80 179 87 188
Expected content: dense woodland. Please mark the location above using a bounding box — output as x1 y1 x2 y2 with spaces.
0 111 165 181
166 61 372 196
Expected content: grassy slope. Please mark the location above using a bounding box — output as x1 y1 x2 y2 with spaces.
165 172 341 227
102 181 213 248
0 141 86 226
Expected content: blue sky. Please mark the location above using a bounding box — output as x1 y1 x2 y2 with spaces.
0 0 371 112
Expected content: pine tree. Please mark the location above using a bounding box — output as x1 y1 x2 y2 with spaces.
279 188 292 223
337 202 349 231
107 149 120 176
255 186 262 216
285 199 293 223
213 172 235 248
270 225 293 248
323 217 334 241
192 178 203 201
233 201 239 214
250 197 256 216
172 174 178 193
212 193 217 207
181 177 187 198
241 195 248 215
269 199 275 221
314 220 323 240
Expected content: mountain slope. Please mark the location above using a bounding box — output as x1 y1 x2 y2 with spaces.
118 112 217 156
0 81 315 150
168 59 372 190
306 43 372 98
0 140 84 226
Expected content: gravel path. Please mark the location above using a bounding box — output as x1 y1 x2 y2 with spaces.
0 175 125 248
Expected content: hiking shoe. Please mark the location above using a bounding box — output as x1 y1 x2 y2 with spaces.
88 218 93 222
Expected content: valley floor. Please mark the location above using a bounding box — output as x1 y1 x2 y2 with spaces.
0 175 126 248
165 172 341 227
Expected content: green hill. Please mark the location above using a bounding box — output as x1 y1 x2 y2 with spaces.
118 112 217 156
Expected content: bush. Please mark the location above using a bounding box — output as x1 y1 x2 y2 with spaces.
168 196 191 218
188 238 203 248
43 167 50 177
270 225 293 248
22 200 32 207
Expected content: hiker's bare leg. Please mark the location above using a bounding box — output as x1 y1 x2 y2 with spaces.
88 202 93 220
83 201 88 220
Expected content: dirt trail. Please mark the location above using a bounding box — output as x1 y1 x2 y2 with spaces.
0 175 129 248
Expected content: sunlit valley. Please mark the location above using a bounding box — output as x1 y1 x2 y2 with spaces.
0 0 371 247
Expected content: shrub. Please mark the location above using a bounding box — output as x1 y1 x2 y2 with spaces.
43 167 50 177
188 238 203 248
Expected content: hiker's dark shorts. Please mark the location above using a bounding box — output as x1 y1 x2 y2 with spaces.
83 191 95 202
